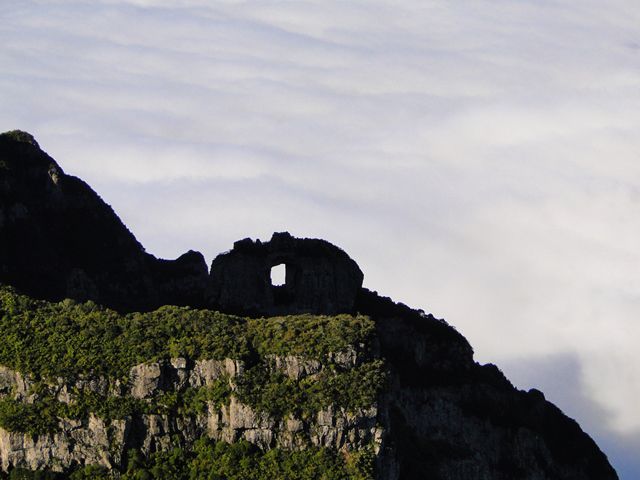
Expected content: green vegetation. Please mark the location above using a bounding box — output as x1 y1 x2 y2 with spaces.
0 398 59 436
0 287 381 479
0 286 384 434
0 289 249 380
5 469 60 479
237 361 385 418
0 379 233 435
246 315 374 360
154 379 232 417
2 440 375 480
118 439 374 480
0 287 374 381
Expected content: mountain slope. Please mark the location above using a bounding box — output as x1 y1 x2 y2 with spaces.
0 130 208 312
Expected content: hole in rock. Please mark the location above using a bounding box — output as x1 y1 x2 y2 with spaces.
270 263 286 287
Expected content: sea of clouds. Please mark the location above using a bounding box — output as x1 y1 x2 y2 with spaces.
1 1 639 477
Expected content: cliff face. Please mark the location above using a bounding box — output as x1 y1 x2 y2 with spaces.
0 289 383 478
0 356 379 473
0 287 617 480
360 293 616 480
0 131 619 479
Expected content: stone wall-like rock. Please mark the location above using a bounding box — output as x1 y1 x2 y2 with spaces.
207 232 364 316
0 416 128 473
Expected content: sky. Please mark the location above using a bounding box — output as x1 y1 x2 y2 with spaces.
1 0 639 477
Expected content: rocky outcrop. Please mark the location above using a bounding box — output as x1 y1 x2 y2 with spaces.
0 354 381 473
0 316 618 480
207 232 364 316
0 130 209 312
0 405 380 473
128 358 242 399
0 416 127 472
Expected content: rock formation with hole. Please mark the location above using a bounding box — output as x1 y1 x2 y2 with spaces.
207 232 364 316
0 131 363 317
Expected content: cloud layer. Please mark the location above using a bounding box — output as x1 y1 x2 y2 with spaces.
2 0 639 476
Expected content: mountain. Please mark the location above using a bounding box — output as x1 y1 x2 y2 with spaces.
0 130 618 479
0 130 208 312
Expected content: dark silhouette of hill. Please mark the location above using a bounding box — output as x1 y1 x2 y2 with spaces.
0 130 208 312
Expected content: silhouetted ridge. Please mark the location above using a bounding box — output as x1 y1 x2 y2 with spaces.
0 130 208 312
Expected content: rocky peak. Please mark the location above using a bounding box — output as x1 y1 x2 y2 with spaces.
0 130 40 147
0 130 209 312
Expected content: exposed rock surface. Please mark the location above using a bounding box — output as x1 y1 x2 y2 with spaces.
0 356 380 472
0 313 618 479
0 416 127 473
208 232 364 316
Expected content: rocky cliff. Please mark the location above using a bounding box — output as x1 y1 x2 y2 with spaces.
360 291 617 479
0 288 382 478
0 131 619 479
0 352 379 473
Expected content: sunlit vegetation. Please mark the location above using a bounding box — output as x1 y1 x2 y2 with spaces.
0 286 375 381
0 286 384 432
